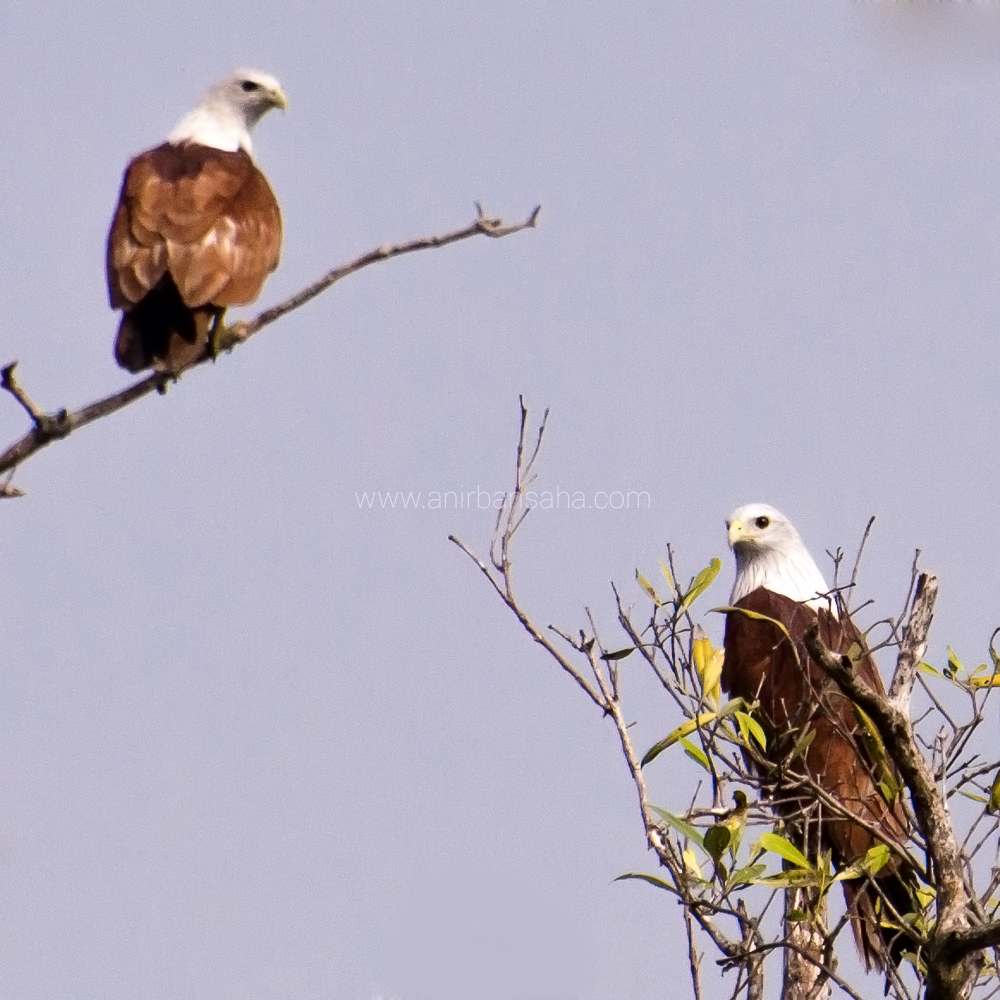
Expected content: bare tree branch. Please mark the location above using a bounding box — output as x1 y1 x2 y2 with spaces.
0 204 540 490
803 621 994 1000
889 573 940 713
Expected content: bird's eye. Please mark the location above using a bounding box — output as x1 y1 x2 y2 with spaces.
754 516 770 529
241 80 261 92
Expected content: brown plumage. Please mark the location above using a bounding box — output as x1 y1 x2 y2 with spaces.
107 143 281 373
106 70 285 373
722 587 917 971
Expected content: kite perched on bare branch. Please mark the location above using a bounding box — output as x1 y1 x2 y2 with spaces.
107 69 286 373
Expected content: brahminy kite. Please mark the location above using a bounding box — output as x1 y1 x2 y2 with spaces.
722 503 917 971
107 70 286 373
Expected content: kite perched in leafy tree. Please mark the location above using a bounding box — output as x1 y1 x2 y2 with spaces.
722 502 920 972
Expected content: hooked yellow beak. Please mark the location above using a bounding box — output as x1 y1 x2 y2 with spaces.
728 518 747 547
269 88 289 112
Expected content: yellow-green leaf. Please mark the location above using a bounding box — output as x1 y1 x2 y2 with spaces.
681 558 722 612
682 847 704 878
692 626 723 706
759 832 812 870
716 697 746 720
947 646 964 677
918 661 943 678
970 671 1000 689
746 714 767 752
836 844 891 881
864 844 890 874
643 712 717 767
735 710 767 752
679 736 711 772
728 863 767 888
750 870 819 889
989 770 1000 814
636 570 663 608
960 790 988 804
710 605 794 645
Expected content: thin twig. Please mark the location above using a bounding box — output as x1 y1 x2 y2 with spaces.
844 515 876 615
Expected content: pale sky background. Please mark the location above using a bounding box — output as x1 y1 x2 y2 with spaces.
2 2 1000 998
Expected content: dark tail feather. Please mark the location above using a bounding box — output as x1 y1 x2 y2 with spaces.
115 279 212 374
843 871 916 973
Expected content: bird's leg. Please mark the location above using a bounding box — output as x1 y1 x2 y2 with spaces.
207 309 229 361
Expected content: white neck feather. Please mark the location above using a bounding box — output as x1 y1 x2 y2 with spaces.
730 541 833 614
168 106 252 154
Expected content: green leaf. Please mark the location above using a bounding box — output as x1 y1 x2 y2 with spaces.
759 832 812 870
615 872 679 894
650 808 705 849
721 791 749 860
748 716 767 752
948 646 965 677
853 704 900 804
750 870 819 888
728 863 767 887
600 646 635 662
636 570 663 608
679 736 711 772
863 844 890 874
716 697 746 721
836 844 892 881
790 728 816 761
642 711 718 766
641 738 670 768
658 559 674 592
878 779 900 805
786 909 810 922
990 770 1000 814
735 711 749 744
681 558 721 612
734 710 767 752
918 661 943 678
703 824 731 862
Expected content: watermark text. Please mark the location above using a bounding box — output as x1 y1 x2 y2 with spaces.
354 486 651 511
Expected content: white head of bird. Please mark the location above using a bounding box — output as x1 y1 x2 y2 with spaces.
727 503 833 612
168 69 288 154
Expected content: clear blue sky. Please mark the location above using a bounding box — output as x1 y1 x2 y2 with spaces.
2 2 999 997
